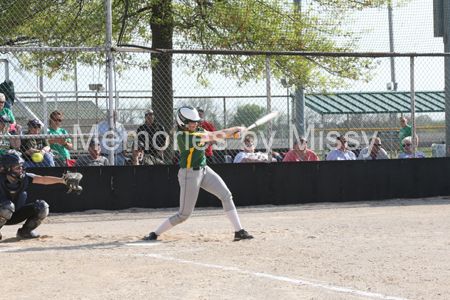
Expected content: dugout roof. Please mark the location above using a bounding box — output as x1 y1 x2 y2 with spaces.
302 91 445 115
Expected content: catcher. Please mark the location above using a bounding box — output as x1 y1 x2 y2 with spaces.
0 150 82 240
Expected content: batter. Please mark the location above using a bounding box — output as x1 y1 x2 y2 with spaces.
144 106 254 241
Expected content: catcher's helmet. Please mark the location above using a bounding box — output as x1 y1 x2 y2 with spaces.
176 106 202 130
0 150 25 180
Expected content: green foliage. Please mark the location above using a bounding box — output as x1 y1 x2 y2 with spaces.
230 104 266 128
1 0 406 91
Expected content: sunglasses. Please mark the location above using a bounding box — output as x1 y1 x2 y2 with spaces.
400 120 406 123
12 164 23 170
373 143 382 147
0 101 5 104
245 143 254 147
402 143 412 147
52 118 62 122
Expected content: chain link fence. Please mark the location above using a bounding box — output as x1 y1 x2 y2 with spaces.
0 0 447 167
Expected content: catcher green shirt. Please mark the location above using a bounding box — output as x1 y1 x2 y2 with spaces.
177 127 206 169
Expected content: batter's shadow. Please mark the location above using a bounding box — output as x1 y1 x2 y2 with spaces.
0 238 123 253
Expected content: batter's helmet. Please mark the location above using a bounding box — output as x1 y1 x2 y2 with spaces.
176 106 202 130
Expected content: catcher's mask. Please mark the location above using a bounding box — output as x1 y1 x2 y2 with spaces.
1 150 26 181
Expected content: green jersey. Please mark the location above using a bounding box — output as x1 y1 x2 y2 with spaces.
0 107 15 122
177 127 206 169
398 125 412 153
48 127 71 159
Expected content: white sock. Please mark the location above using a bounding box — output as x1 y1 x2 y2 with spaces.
225 209 243 232
154 218 174 236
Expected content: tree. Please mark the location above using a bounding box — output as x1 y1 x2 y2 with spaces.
1 0 403 158
230 104 266 128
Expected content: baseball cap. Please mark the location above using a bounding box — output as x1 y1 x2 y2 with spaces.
89 138 100 147
145 109 154 115
27 119 43 128
0 115 10 123
197 107 204 112
336 135 347 142
295 137 307 144
132 141 145 150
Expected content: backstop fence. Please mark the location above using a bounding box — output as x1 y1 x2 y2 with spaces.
0 0 448 166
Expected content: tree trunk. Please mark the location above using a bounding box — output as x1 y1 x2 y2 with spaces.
151 0 174 161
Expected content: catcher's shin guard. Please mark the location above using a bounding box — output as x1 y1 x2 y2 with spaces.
0 200 15 227
19 200 49 234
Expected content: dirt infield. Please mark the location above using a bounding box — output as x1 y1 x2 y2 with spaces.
1 197 450 299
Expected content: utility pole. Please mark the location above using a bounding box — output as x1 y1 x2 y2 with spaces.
293 0 305 136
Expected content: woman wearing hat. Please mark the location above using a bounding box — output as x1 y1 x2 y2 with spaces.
282 135 319 162
20 119 55 167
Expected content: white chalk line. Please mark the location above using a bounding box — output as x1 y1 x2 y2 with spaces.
136 253 411 300
0 247 20 252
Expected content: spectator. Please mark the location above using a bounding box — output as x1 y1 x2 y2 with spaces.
0 93 16 125
395 117 418 155
326 135 356 161
282 136 319 162
93 109 127 166
398 137 427 158
47 110 73 167
234 136 276 163
197 107 218 164
20 119 55 167
74 138 109 167
358 137 390 160
0 115 20 155
136 109 166 160
131 141 165 166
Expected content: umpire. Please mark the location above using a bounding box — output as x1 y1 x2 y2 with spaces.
136 109 166 160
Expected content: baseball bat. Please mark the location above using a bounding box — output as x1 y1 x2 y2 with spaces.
234 111 279 138
164 126 178 149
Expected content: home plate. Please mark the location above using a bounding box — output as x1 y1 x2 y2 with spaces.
123 241 164 246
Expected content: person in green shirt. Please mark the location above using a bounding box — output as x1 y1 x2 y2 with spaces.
47 111 73 167
0 115 20 156
395 116 418 155
144 106 254 242
0 93 16 125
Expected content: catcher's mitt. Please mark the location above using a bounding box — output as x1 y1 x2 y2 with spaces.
62 171 83 195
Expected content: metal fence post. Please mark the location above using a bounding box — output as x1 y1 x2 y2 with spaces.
106 0 115 165
410 56 416 158
266 55 272 162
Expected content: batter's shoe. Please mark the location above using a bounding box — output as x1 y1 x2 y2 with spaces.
234 229 254 241
16 229 41 240
144 232 158 241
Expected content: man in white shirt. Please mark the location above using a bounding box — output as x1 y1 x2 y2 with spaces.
326 135 356 161
233 136 276 163
358 137 390 160
93 109 128 166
